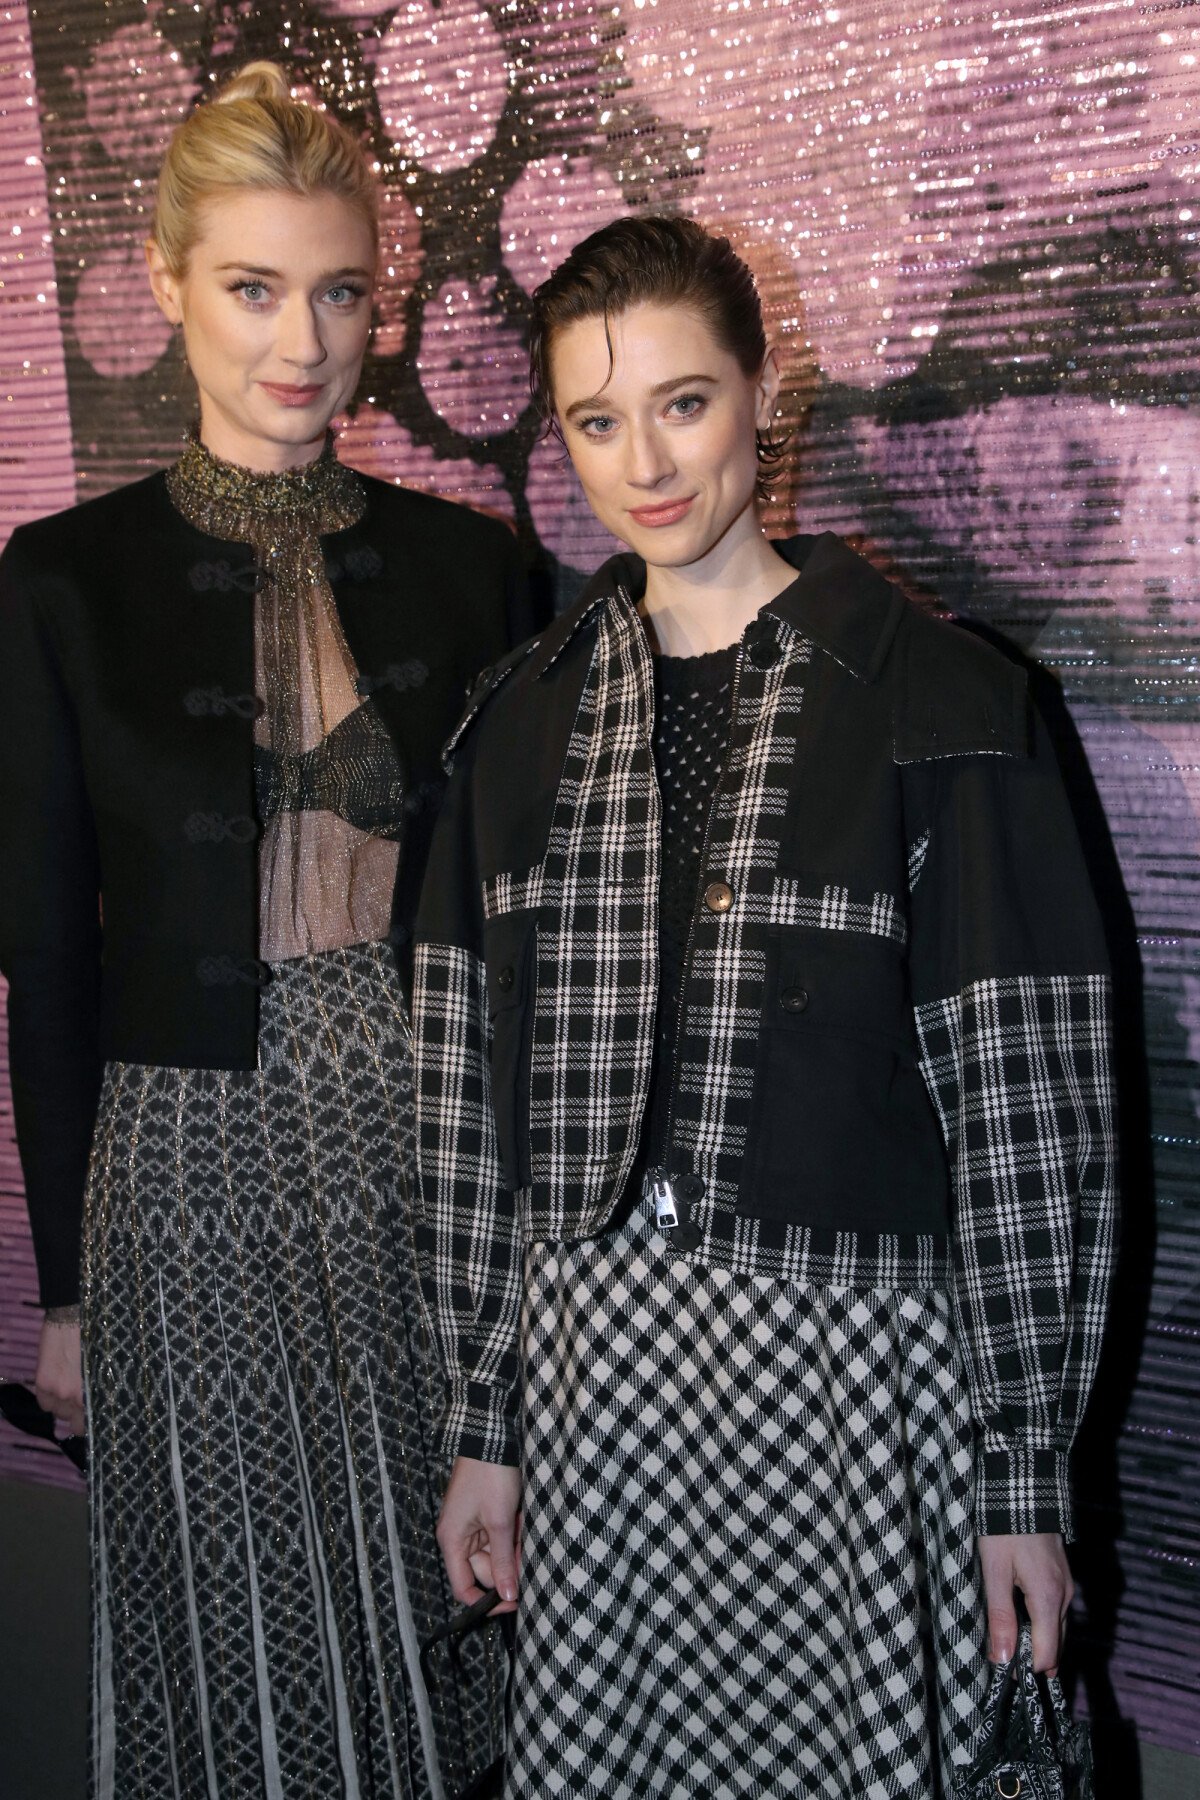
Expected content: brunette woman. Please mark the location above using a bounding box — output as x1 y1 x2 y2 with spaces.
0 63 527 1800
412 217 1116 1798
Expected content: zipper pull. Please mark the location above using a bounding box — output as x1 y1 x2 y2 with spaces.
649 1169 679 1232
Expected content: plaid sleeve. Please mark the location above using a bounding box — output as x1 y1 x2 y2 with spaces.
412 942 524 1465
907 703 1118 1540
914 975 1116 1538
410 731 524 1466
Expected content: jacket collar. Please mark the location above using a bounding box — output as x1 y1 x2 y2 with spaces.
525 553 642 682
528 534 906 685
765 533 907 682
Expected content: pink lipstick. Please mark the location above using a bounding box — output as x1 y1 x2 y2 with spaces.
627 495 696 528
259 382 325 407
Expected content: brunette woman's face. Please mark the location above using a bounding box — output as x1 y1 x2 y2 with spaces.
146 189 375 471
550 301 779 573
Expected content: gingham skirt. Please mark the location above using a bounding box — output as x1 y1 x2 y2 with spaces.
82 942 504 1800
506 1197 989 1799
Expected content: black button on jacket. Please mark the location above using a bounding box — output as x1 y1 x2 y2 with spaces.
0 468 532 1307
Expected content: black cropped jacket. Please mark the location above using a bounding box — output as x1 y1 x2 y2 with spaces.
0 469 531 1306
411 533 1117 1537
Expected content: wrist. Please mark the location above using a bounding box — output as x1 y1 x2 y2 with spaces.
44 1304 82 1326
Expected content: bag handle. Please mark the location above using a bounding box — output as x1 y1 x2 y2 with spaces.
967 1624 1066 1779
419 1587 510 1688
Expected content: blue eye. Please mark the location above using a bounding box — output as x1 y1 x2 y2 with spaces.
579 414 617 438
229 279 270 306
667 392 705 418
325 283 366 306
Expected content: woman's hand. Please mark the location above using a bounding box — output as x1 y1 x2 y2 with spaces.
437 1456 522 1611
977 1532 1074 1675
34 1315 85 1437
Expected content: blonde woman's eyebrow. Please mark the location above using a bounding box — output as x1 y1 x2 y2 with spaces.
214 263 373 281
564 372 717 422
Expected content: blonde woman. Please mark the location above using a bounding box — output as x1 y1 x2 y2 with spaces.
0 63 527 1799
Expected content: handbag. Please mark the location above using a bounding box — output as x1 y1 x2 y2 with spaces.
419 1588 514 1800
953 1623 1094 1800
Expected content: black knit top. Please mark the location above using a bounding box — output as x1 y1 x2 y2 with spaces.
637 642 738 1178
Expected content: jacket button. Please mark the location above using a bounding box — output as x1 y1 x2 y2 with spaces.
678 1173 706 1202
703 880 734 915
195 955 272 988
744 618 781 666
673 1219 703 1252
184 812 259 845
497 965 515 993
780 986 809 1013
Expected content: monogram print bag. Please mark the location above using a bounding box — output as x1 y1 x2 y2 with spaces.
954 1624 1094 1800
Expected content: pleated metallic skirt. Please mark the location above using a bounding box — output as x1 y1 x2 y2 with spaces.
82 941 503 1800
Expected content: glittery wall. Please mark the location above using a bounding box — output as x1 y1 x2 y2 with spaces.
0 0 1197 1768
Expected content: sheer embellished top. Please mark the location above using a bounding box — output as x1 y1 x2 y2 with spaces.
166 436 407 963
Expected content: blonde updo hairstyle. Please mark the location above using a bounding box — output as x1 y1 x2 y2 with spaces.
152 61 379 279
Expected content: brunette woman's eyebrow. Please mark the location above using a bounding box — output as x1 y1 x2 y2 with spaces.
563 391 614 422
563 372 716 422
648 373 718 397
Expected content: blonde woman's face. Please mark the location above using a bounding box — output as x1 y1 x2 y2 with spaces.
147 189 375 471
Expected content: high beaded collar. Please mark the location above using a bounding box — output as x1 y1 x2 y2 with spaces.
166 431 365 541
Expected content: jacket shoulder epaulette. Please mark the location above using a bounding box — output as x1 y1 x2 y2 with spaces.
892 606 1029 765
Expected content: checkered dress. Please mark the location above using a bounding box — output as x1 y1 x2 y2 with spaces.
508 1206 986 1798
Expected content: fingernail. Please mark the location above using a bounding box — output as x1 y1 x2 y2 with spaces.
501 1582 516 1602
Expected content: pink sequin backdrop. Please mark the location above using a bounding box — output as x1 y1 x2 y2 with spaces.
0 0 1197 1765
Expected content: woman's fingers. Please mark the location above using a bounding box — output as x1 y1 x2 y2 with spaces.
1024 1554 1074 1677
977 1532 1074 1674
1026 1588 1064 1677
479 1502 520 1609
978 1536 1019 1664
437 1457 523 1610
441 1531 486 1606
1014 1536 1073 1676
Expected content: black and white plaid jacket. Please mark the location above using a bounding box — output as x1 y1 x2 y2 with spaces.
411 533 1116 1538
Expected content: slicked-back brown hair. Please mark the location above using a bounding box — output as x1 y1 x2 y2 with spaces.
528 214 785 488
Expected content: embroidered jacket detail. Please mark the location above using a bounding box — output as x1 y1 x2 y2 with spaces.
442 638 541 769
